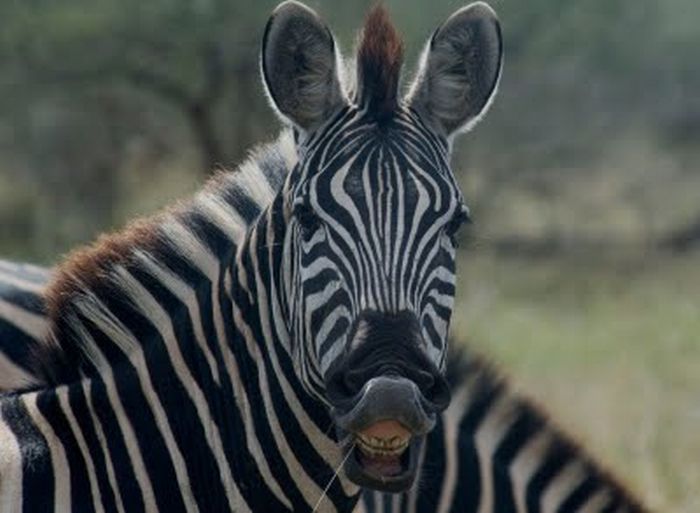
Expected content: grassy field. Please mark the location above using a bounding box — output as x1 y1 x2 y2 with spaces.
451 249 700 513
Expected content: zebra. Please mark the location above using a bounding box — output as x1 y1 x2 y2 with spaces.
0 2 502 510
0 263 651 513
0 2 650 512
0 259 51 391
0 264 651 513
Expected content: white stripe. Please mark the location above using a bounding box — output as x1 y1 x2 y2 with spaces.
226 160 277 208
23 392 72 513
391 493 401 513
0 405 23 512
136 244 221 386
57 386 106 513
110 266 249 513
0 272 45 293
0 297 50 341
72 323 159 512
436 381 473 513
475 394 519 513
509 429 554 513
0 351 39 390
406 437 427 513
73 291 200 512
0 260 50 280
194 192 246 243
81 379 127 513
353 499 368 513
540 460 587 512
576 488 613 513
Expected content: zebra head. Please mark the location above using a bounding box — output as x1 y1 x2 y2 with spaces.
263 1 502 492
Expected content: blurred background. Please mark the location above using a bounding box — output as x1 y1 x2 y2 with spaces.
0 0 697 510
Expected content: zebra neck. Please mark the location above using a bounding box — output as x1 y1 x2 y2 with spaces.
19 129 361 511
231 193 362 509
39 131 295 384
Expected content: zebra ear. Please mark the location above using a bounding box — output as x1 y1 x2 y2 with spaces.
406 2 503 138
262 1 346 132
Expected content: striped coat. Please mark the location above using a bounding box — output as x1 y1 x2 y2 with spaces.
0 260 649 513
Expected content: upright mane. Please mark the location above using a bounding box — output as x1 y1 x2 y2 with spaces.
356 4 404 120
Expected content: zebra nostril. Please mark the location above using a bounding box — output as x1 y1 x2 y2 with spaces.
342 365 438 401
424 375 451 411
343 368 381 396
411 369 435 391
343 364 405 396
343 368 366 396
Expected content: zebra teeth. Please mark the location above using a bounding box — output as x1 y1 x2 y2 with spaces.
355 433 410 456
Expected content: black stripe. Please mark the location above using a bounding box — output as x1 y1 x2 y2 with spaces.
67 382 119 513
88 376 146 513
0 285 46 315
453 380 504 513
82 311 188 513
0 321 42 373
414 417 446 512
37 388 97 513
525 439 575 513
556 475 599 512
491 409 545 513
1 395 55 513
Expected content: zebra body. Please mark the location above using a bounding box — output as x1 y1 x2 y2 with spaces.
0 263 650 513
0 2 649 512
1 132 359 512
0 260 50 390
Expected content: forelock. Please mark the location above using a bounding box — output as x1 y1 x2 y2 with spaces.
356 4 404 121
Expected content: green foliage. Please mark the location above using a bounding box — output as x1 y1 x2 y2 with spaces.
0 0 699 258
453 251 700 513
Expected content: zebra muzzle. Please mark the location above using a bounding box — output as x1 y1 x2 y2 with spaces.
332 376 434 492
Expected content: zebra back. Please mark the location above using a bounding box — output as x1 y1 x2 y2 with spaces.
359 349 650 513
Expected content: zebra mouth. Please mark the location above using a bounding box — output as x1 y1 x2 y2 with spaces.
342 419 423 492
345 434 423 492
355 421 411 476
330 376 437 491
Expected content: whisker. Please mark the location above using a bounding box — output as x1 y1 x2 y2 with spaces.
312 443 355 513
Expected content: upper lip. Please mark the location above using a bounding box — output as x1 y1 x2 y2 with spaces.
332 376 437 436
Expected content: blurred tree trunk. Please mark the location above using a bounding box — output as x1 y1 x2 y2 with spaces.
188 100 223 173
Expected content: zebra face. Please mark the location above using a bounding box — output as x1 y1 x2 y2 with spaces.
263 1 502 492
290 108 468 370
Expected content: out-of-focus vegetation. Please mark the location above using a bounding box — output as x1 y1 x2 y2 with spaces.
454 251 700 513
1 0 699 258
0 0 698 510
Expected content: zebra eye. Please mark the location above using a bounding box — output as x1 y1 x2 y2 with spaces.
445 206 471 243
294 204 321 236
